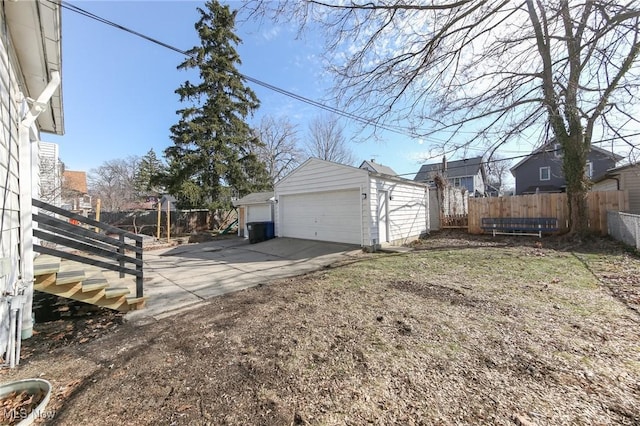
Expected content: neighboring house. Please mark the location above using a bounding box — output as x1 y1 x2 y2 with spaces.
414 156 486 196
592 163 640 214
359 159 397 176
511 140 623 195
39 141 62 206
62 170 92 214
233 192 275 238
274 158 429 247
0 1 63 350
159 194 177 212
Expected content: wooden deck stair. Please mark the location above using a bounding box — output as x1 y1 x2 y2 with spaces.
33 255 146 312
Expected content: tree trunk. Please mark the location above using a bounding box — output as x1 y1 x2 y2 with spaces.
562 133 590 235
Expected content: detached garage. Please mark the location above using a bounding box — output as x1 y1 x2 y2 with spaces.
233 191 275 238
275 158 429 247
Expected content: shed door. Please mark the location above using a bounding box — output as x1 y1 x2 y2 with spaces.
279 189 361 245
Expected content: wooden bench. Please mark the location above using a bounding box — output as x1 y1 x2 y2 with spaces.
481 217 559 238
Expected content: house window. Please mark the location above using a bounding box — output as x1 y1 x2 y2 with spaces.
553 143 562 157
540 166 551 181
452 177 461 187
585 161 593 179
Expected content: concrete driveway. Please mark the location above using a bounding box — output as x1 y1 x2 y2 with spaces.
126 237 361 322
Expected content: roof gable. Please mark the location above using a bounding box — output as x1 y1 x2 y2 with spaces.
511 139 624 172
358 160 397 176
276 157 426 191
415 156 483 181
275 157 368 189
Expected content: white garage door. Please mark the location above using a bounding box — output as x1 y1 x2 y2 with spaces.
247 204 272 223
279 189 361 245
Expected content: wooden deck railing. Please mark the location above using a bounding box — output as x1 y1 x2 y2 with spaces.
32 199 144 298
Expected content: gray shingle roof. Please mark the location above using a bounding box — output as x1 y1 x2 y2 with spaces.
359 160 397 176
414 157 483 182
233 191 274 206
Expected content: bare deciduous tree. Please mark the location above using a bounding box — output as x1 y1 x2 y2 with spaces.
485 156 512 196
305 115 355 165
245 0 640 234
254 115 302 185
39 157 64 205
88 157 140 212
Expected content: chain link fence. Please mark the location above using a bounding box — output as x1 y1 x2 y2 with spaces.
607 211 640 250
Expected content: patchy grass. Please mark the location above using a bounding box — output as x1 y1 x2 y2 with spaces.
5 233 640 425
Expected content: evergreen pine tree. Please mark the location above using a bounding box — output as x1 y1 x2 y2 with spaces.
163 0 269 209
134 149 166 196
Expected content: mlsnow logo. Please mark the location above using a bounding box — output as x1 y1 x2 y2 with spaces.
3 407 56 422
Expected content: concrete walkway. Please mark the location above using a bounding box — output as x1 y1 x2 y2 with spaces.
126 237 362 323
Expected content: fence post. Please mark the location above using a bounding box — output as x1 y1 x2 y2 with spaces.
157 202 161 240
167 201 171 243
94 198 101 233
136 238 143 298
119 234 125 278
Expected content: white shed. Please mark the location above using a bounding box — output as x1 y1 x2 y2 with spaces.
274 158 429 247
233 191 275 238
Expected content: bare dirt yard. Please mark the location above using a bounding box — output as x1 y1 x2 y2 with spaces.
3 231 640 425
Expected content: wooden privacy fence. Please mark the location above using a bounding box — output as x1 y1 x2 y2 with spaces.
468 191 629 235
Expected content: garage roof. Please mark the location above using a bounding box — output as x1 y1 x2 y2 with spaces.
233 191 275 206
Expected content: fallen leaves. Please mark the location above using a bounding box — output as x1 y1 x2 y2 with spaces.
0 388 46 425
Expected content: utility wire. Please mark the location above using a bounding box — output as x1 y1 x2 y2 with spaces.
53 0 640 180
55 0 420 139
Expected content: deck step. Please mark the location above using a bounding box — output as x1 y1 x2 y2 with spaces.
55 270 86 285
34 255 61 276
82 277 109 292
33 254 145 313
126 296 147 311
104 287 130 299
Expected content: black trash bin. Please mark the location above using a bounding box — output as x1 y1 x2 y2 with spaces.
247 222 267 244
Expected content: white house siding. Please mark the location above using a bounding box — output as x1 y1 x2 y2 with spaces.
274 159 369 243
473 172 485 196
0 17 26 355
368 177 428 246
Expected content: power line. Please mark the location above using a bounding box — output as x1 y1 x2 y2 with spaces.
53 0 640 179
54 0 421 139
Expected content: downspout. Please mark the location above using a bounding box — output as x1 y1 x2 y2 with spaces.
19 71 60 340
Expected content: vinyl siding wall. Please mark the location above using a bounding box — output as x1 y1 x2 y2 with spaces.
621 168 640 214
592 179 618 192
367 177 428 246
0 15 25 353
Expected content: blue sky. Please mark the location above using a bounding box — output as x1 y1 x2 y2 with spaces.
45 1 635 182
46 0 439 179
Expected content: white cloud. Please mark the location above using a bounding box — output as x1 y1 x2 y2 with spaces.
262 26 281 41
